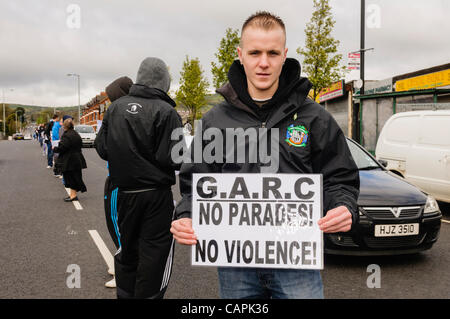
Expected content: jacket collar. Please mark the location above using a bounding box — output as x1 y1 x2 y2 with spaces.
129 84 176 107
216 83 258 117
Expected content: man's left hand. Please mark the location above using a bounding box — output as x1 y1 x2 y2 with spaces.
318 206 353 233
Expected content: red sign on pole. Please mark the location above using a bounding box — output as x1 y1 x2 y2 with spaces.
348 53 360 70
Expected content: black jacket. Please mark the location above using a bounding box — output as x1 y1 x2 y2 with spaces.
175 58 360 228
44 120 54 141
95 84 183 191
54 129 87 172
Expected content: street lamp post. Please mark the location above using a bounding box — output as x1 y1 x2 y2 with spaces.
67 73 81 124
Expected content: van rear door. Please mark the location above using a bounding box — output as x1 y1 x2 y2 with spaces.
406 113 450 202
376 114 417 176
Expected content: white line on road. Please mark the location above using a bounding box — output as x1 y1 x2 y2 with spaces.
88 230 114 272
65 188 83 210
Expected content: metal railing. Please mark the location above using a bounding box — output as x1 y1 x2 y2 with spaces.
396 103 450 113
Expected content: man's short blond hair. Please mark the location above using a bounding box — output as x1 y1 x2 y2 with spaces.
240 11 286 46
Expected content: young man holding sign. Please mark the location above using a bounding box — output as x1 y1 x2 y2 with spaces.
171 12 359 299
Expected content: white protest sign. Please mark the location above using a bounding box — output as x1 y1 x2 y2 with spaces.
191 174 323 270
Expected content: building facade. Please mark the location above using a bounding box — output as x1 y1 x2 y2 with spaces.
318 63 450 154
80 92 110 131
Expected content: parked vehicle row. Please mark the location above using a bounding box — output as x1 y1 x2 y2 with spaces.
324 138 442 256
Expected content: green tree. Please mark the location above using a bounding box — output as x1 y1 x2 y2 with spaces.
3 107 26 133
16 107 26 125
36 109 54 125
298 0 346 100
176 56 209 132
6 112 17 133
211 28 240 89
1 104 12 135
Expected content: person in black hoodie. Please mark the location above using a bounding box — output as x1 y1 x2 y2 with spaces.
100 76 133 288
171 12 360 299
95 58 183 299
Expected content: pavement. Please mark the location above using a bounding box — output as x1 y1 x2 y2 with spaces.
0 139 449 299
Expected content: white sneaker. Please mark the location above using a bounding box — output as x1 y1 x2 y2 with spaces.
105 277 116 288
46 166 52 169
108 268 115 276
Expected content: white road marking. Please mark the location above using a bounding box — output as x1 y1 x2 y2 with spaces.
88 230 114 272
65 187 83 210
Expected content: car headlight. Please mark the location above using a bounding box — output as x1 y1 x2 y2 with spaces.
424 196 440 215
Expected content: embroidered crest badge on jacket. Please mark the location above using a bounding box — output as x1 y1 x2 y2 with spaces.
285 124 309 147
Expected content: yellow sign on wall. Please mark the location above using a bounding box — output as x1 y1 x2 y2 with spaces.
315 80 345 103
396 69 450 92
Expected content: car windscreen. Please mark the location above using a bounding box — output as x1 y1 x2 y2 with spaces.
75 126 95 133
346 140 380 170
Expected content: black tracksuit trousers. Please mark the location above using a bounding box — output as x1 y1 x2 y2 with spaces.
114 188 175 299
104 176 120 249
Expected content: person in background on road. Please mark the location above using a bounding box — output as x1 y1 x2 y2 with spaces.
53 117 87 202
42 127 47 156
170 11 360 299
44 115 57 168
51 114 63 178
97 75 133 289
38 124 44 149
59 115 72 139
183 121 192 136
95 57 184 299
56 115 73 185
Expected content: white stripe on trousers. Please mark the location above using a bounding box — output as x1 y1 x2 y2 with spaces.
160 239 175 290
160 202 177 291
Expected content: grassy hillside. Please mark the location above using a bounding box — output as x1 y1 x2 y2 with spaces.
6 104 79 124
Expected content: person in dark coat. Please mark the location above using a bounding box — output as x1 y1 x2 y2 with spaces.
171 12 359 299
101 75 133 288
54 118 87 201
95 57 183 299
102 76 133 249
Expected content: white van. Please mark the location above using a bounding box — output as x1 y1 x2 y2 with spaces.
375 110 450 203
74 125 97 147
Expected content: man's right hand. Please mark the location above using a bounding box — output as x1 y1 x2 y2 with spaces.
170 218 197 245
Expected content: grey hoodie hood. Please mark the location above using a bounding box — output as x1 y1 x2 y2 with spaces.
135 57 171 93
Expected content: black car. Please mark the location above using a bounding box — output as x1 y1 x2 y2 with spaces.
324 138 442 256
13 133 24 140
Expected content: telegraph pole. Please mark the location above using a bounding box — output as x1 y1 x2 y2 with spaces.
67 73 81 124
2 88 14 137
360 0 365 95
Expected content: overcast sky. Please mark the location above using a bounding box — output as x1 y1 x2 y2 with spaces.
0 0 449 107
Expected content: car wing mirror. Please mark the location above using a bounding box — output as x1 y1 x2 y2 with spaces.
378 159 388 168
